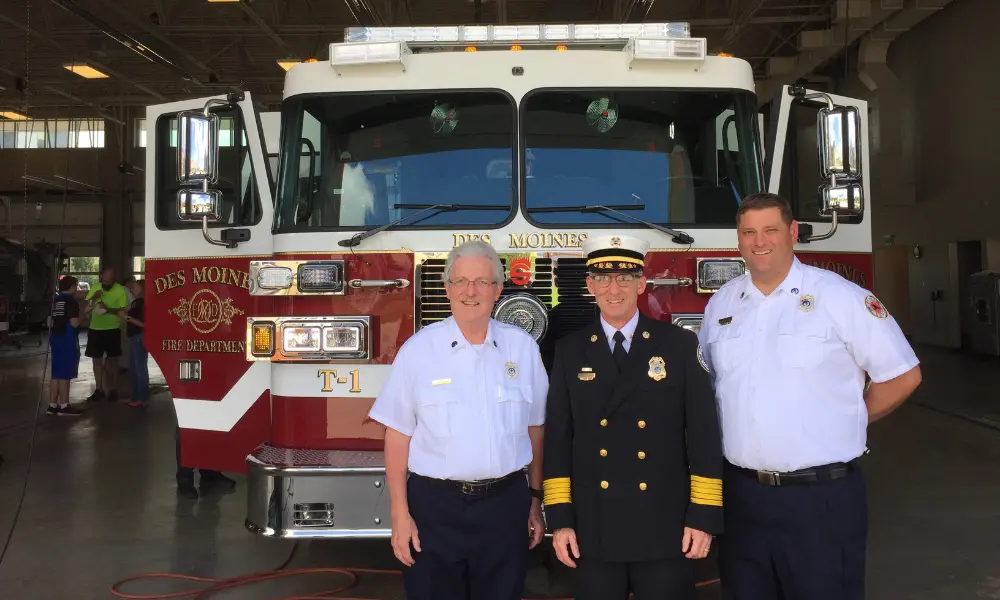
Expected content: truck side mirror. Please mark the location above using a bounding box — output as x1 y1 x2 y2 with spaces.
177 110 220 184
817 106 861 180
819 182 863 218
177 189 222 222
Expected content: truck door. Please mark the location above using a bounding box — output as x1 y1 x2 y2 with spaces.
144 92 274 473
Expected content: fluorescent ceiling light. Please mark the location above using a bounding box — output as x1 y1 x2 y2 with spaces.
0 111 28 120
206 0 241 3
64 64 109 79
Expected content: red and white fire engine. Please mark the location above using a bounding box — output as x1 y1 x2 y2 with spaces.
144 22 870 538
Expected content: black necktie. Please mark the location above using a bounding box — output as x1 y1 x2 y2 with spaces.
612 330 628 372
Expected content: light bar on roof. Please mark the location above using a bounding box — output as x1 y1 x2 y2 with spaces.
626 37 707 63
343 22 692 45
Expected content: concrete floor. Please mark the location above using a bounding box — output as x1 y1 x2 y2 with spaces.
0 333 999 599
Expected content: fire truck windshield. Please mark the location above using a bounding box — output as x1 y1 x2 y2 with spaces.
522 88 762 228
273 90 516 233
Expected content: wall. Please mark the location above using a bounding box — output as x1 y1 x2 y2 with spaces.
835 0 1000 348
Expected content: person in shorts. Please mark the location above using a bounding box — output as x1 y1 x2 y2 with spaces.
85 266 129 402
48 276 85 416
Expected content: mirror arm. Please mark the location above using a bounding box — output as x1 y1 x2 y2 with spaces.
195 179 235 248
803 211 839 243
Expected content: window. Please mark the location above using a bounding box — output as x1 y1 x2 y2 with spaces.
61 256 101 288
152 105 264 230
522 88 763 227
135 117 241 148
132 256 145 276
273 91 516 233
0 118 105 149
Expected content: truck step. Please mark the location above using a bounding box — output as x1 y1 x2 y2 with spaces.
250 443 385 469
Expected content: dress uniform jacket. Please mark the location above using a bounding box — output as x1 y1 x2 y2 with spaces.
542 311 724 563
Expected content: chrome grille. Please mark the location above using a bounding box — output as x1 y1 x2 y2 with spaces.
416 257 595 336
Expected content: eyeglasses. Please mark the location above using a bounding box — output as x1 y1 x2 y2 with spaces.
447 277 497 289
589 273 639 288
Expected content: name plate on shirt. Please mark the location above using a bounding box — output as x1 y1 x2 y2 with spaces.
431 378 452 386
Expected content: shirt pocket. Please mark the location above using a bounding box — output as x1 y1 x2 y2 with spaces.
706 324 747 374
415 385 459 439
776 317 829 369
497 384 533 436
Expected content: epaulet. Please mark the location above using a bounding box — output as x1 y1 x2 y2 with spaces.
717 272 748 292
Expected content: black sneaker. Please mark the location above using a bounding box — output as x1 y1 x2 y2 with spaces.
46 405 61 416
86 390 104 402
59 404 85 416
201 473 237 495
177 482 199 500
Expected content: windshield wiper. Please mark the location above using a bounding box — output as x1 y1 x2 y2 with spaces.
527 203 695 245
337 203 511 248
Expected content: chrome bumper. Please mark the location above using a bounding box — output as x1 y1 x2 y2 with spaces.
245 444 391 539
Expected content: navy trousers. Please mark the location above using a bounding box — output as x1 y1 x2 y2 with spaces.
575 556 695 600
403 473 531 600
718 461 868 600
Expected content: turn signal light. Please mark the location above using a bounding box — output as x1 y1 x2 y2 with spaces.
251 322 275 357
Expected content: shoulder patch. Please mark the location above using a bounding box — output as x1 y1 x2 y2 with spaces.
864 294 889 319
696 344 710 373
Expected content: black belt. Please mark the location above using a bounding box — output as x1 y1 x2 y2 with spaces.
414 471 523 496
728 460 857 486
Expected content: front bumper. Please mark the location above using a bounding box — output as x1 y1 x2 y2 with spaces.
245 444 391 539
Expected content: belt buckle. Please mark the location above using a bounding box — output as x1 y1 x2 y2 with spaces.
757 471 781 486
460 481 476 494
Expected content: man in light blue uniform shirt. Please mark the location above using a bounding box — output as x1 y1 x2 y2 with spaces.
368 240 548 600
698 193 922 600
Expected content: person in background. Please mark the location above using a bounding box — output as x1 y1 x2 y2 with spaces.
120 278 148 408
84 266 129 403
48 275 85 416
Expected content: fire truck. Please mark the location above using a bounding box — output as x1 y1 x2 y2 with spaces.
144 22 869 539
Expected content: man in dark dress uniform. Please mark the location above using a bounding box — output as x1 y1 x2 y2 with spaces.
542 234 724 600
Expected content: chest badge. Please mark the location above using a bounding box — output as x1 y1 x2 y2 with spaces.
798 294 815 312
648 356 667 381
505 361 518 379
578 367 595 381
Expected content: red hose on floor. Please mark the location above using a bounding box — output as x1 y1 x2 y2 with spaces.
109 566 720 599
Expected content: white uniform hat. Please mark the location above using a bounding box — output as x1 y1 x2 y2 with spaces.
581 234 650 273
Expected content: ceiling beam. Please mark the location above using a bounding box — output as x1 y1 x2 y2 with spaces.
238 1 301 59
0 14 168 101
35 14 828 37
0 65 125 125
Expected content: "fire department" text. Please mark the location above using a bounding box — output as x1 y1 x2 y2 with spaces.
161 339 247 353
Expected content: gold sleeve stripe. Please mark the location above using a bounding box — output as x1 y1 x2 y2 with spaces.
690 494 723 507
691 475 723 487
543 477 572 505
690 484 723 494
690 492 723 502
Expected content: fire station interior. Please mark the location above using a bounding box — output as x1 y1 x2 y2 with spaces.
1 0 998 598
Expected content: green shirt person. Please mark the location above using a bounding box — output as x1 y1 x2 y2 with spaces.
83 266 130 403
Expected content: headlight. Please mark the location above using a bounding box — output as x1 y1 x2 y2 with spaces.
323 324 362 353
283 326 322 352
671 314 703 334
298 261 344 293
695 258 746 294
493 293 548 341
249 316 371 361
257 266 293 289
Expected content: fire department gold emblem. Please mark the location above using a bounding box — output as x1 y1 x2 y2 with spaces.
648 356 666 381
610 236 621 248
169 289 245 334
